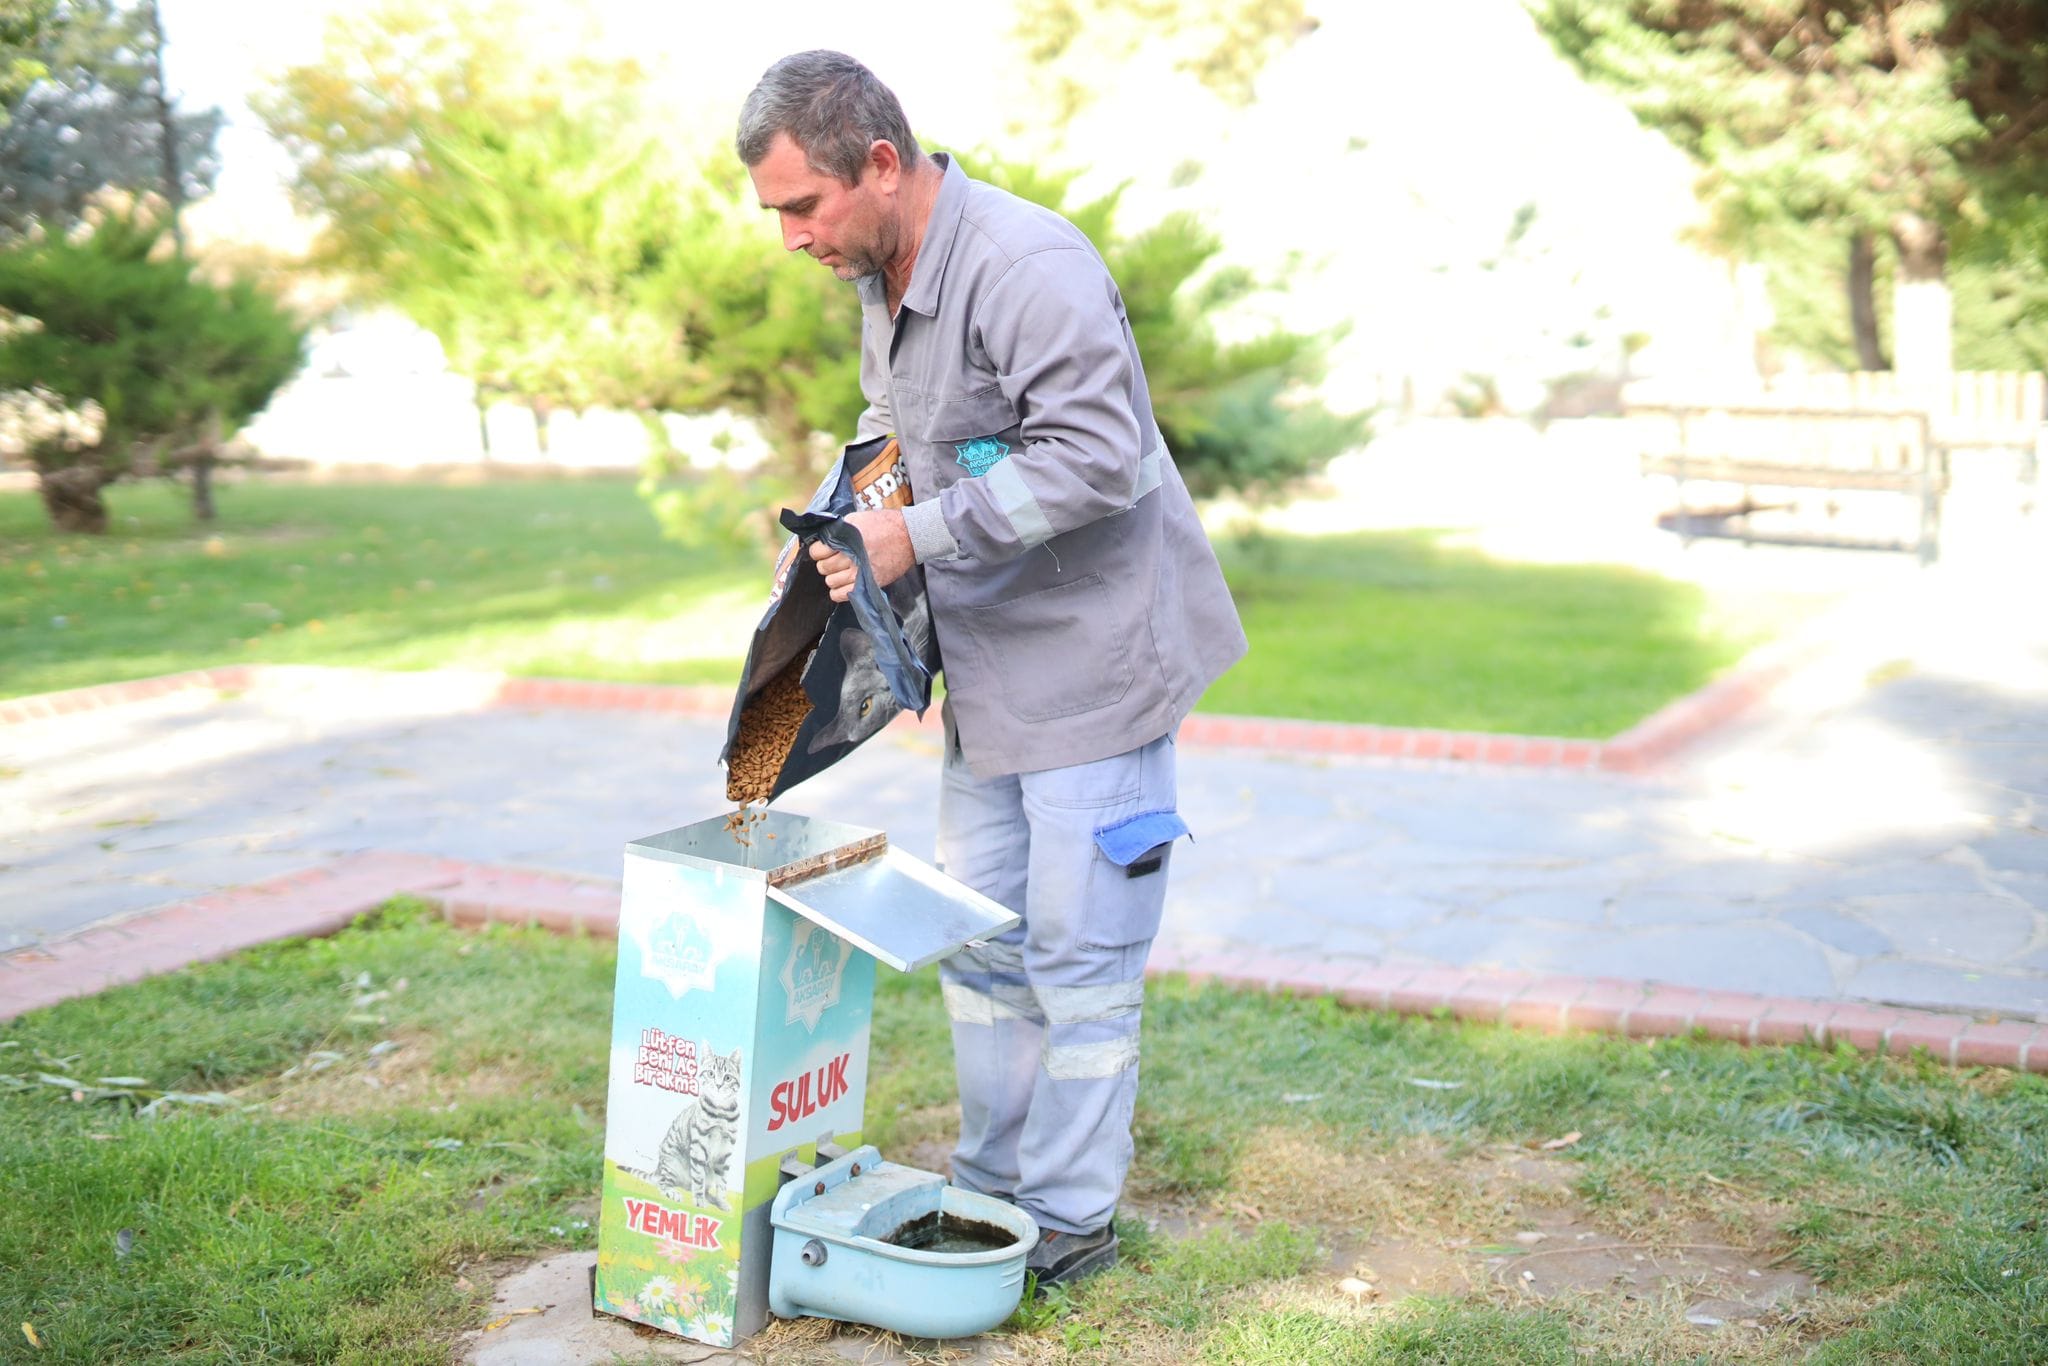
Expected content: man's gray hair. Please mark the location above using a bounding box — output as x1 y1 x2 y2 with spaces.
736 51 922 185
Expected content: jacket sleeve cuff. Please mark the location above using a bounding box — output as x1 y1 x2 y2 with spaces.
903 497 963 563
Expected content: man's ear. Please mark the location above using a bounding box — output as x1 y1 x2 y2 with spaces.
867 138 904 192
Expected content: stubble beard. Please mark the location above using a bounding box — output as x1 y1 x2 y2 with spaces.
826 210 896 285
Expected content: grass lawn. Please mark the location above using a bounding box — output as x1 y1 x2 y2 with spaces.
4 906 2044 1363
0 475 1767 737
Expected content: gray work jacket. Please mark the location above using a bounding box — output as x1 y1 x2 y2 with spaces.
855 153 1247 778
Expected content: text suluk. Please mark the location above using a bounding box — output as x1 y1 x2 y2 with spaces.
767 1052 852 1132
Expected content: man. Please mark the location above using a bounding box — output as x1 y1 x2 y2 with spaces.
738 51 1245 1290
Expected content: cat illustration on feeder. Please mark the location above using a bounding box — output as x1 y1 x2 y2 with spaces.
654 1043 743 1211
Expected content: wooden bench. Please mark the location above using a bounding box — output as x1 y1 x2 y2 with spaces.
1626 371 2044 476
1629 404 1946 564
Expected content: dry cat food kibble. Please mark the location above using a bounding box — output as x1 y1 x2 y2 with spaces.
721 802 769 846
724 646 816 806
719 433 936 807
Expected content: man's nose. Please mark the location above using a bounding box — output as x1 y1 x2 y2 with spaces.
779 215 812 253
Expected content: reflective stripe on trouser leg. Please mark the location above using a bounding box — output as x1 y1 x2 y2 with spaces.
1011 732 1177 1236
936 703 1035 1202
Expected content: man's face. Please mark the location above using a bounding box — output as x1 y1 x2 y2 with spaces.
749 132 894 281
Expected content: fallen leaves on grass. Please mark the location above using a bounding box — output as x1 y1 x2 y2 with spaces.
1336 1276 1377 1300
1538 1131 1583 1151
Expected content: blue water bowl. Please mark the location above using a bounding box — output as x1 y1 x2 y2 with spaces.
769 1144 1038 1339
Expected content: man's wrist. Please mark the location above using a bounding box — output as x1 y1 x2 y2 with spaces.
902 498 962 563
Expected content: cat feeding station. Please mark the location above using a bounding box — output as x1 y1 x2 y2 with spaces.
592 810 1030 1348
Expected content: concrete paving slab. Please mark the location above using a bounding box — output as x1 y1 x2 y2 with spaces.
459 1251 739 1365
1844 893 2040 964
1521 924 1839 999
1842 961 2048 1019
1391 918 1529 967
1608 893 1749 927
1 878 184 950
4 557 2046 1022
1471 888 1612 924
1970 833 2048 876
1780 859 1994 901
1777 907 1895 958
1616 859 1814 903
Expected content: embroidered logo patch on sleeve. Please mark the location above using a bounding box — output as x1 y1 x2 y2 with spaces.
953 437 1011 477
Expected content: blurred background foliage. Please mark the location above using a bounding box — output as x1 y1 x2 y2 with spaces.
1 0 2044 540
1528 1 2048 375
0 212 305 530
0 0 219 241
244 0 1361 544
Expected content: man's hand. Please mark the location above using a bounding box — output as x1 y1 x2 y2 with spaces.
809 507 914 603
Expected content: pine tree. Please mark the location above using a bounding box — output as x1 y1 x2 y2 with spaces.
1528 1 2048 382
0 0 57 117
0 214 305 531
973 154 1364 500
0 0 219 239
260 0 1363 510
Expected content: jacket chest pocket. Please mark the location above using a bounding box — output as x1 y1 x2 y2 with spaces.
915 389 1021 489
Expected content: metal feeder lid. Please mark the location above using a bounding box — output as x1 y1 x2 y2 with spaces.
628 810 1018 972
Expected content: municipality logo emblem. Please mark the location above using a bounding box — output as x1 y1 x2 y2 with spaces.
645 914 718 998
954 437 1010 478
779 921 853 1032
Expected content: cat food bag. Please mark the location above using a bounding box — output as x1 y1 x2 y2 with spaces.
721 435 937 804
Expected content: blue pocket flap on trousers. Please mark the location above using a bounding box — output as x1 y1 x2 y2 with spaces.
1093 809 1191 866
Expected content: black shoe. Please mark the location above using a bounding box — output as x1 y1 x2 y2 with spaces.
1025 1223 1118 1292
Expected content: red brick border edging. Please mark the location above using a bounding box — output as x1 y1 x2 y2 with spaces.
3 855 2039 1072
0 666 256 725
1 648 1796 772
1148 942 2043 1071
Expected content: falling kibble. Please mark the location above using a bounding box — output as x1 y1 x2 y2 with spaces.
725 648 816 805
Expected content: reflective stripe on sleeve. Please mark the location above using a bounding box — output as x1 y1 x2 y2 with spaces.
1042 1035 1141 1081
985 457 1055 548
1129 442 1164 506
1036 980 1144 1025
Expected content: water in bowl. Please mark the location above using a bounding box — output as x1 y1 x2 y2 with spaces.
882 1212 1018 1255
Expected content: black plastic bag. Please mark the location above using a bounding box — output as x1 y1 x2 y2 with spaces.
720 435 937 803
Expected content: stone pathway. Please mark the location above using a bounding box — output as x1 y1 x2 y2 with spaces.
2 564 2044 1022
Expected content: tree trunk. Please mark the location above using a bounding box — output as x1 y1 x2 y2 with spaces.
191 453 217 521
1848 233 1889 371
38 465 112 534
145 0 185 256
531 398 551 454
189 409 221 521
1889 213 1951 399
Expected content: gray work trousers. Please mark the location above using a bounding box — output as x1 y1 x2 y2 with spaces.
934 709 1179 1236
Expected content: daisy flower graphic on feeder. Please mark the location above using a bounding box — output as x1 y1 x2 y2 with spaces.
639 1276 688 1313
691 1312 735 1342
